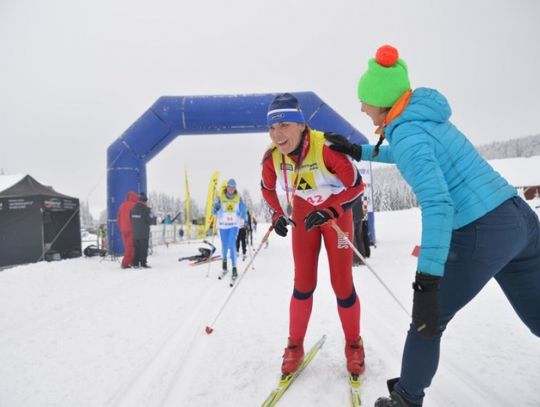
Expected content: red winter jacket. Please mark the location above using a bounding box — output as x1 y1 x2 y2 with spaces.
117 192 138 233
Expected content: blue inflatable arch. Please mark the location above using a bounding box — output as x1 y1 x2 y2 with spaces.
107 91 372 254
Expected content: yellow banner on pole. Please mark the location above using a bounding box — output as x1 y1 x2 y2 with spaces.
204 171 220 233
216 180 228 232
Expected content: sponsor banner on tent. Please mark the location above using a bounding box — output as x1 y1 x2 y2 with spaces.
0 197 79 212
43 197 78 211
62 199 78 210
44 197 62 209
6 198 37 210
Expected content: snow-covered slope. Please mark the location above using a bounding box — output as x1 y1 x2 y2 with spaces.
0 208 539 407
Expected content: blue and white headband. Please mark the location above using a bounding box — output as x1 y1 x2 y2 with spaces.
267 108 305 127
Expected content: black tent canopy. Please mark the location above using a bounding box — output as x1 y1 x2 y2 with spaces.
0 175 81 268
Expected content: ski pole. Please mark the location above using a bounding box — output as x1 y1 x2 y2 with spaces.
245 225 256 271
246 242 255 271
329 220 410 318
205 224 273 334
205 226 218 278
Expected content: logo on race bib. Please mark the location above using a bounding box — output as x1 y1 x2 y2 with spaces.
337 232 349 249
297 172 316 191
280 163 293 171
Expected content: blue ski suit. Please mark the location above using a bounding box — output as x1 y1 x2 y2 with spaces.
213 189 248 268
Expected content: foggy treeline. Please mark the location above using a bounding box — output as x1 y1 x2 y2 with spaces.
370 167 417 212
476 134 540 159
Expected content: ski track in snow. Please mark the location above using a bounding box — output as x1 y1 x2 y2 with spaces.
105 279 219 407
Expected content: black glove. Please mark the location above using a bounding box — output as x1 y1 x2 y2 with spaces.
272 213 295 237
324 132 362 161
304 207 340 231
412 272 441 338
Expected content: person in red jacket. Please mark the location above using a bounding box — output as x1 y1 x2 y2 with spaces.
261 93 366 376
116 191 138 269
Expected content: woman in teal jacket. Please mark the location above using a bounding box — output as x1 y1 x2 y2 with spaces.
327 45 540 407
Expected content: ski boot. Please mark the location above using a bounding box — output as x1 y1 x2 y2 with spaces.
374 378 417 407
345 337 365 375
374 393 412 407
242 253 246 261
229 266 239 287
281 338 304 375
218 259 228 280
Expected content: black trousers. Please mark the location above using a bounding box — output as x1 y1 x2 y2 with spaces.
246 227 253 246
133 238 149 266
236 227 247 254
353 220 370 264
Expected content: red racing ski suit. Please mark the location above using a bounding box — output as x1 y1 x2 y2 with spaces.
261 129 365 342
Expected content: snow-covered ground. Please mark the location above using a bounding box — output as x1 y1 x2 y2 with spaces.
1 207 539 407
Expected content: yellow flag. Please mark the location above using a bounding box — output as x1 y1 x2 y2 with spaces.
184 167 191 239
204 171 220 233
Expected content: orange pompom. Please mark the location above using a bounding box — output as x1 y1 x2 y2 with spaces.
375 45 399 67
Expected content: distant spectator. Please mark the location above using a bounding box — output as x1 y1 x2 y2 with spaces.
179 225 185 239
252 215 258 233
116 191 138 269
246 210 254 247
162 214 173 224
130 192 152 268
97 224 107 251
236 213 248 261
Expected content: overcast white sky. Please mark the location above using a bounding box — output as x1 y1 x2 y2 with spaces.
1 0 539 217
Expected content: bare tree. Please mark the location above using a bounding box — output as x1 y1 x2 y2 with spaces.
80 201 95 228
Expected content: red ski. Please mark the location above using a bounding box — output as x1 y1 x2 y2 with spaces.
189 255 221 266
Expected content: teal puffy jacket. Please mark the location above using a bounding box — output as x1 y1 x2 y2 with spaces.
361 88 516 276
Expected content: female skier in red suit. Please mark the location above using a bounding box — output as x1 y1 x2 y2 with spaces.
261 93 366 376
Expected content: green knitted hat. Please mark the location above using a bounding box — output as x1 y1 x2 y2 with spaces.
357 45 411 108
